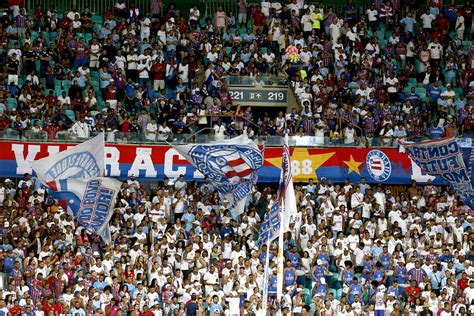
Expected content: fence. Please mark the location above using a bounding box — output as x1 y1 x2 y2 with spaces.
26 0 152 15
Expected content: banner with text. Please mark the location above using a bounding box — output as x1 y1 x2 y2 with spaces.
48 178 122 239
399 138 474 209
2 141 471 185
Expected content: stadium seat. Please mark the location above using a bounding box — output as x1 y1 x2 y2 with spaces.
6 97 17 109
65 109 77 122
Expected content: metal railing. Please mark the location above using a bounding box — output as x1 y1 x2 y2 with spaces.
226 75 288 87
1 129 471 148
26 0 152 15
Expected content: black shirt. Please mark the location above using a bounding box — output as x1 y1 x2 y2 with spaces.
6 59 19 75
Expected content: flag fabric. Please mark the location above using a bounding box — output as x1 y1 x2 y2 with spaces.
261 236 271 315
173 134 264 215
276 135 298 304
399 137 474 209
30 133 105 184
258 202 281 245
48 177 122 242
259 140 298 244
29 133 117 242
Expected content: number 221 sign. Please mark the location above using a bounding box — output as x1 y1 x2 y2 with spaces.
228 87 288 105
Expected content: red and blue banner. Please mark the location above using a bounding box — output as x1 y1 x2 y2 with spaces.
1 140 467 185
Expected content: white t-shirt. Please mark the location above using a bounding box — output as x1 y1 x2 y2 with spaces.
375 292 385 310
146 122 158 140
421 13 435 28
386 77 398 93
333 214 343 232
367 9 378 22
428 42 443 59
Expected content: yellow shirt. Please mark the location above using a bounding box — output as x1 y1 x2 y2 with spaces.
311 12 323 29
300 69 307 80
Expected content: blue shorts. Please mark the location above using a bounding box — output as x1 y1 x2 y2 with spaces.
375 310 384 316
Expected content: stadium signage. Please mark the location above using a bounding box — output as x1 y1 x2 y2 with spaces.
2 141 465 185
227 87 288 104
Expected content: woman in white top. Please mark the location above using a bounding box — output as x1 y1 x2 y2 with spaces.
197 104 209 131
145 119 157 141
157 122 172 141
344 124 356 145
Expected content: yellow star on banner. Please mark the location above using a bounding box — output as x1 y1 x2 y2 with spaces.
343 154 363 175
266 148 335 182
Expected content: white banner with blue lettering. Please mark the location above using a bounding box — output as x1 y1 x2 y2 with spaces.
399 137 474 209
30 133 105 184
173 134 264 216
48 178 121 241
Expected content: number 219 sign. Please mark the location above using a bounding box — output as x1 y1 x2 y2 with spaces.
228 88 288 104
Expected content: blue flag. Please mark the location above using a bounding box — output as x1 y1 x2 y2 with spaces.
48 178 122 241
174 134 263 216
400 137 474 209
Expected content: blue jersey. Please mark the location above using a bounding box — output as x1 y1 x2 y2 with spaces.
289 252 300 268
284 268 296 286
373 269 384 283
395 266 407 284
349 284 363 303
362 261 373 281
268 275 277 293
379 253 391 270
318 253 330 267
313 266 325 280
343 270 354 285
316 284 327 297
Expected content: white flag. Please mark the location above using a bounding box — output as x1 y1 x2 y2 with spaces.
173 134 264 216
30 133 105 184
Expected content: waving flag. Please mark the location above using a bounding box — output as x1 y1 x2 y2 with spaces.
48 178 122 240
173 134 263 215
258 134 297 311
30 133 105 184
276 135 297 303
399 137 474 209
259 139 297 244
29 133 118 243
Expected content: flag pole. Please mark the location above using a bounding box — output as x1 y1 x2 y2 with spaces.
261 235 271 315
276 201 285 311
276 129 289 312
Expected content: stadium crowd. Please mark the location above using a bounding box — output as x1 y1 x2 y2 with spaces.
0 0 472 144
0 0 473 315
0 172 473 315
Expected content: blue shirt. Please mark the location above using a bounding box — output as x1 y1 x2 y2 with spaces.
100 72 112 89
400 17 416 32
69 308 86 316
428 126 444 139
406 93 420 105
182 213 195 232
209 304 223 315
3 256 15 274
125 84 135 98
428 86 442 102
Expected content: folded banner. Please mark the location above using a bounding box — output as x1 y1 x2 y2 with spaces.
399 137 474 209
173 134 263 216
48 178 121 241
259 140 298 245
30 133 104 184
259 202 280 245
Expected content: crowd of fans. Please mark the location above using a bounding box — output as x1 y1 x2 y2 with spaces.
0 172 473 315
0 0 471 144
0 0 473 315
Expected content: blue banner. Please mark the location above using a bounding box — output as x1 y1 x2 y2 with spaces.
173 135 264 216
400 138 474 209
48 178 122 240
